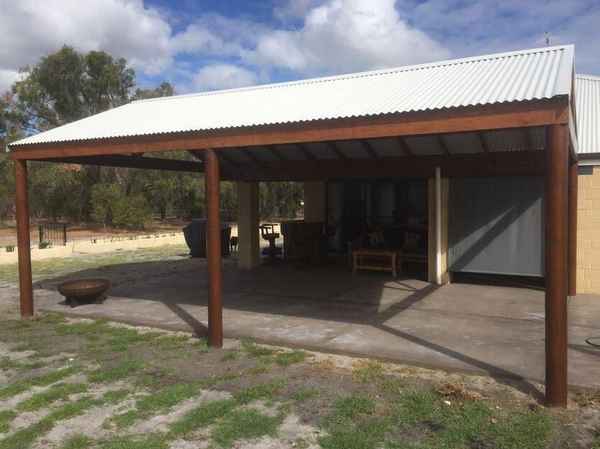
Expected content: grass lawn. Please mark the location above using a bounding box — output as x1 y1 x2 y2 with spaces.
0 244 189 284
0 247 598 448
0 308 598 449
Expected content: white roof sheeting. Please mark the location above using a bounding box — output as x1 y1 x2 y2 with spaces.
575 74 600 155
11 45 574 147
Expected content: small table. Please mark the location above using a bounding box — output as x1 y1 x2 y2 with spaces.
352 249 401 277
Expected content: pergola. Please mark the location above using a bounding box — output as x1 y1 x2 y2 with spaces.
8 45 579 407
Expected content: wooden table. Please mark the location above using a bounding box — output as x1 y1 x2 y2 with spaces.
352 249 401 277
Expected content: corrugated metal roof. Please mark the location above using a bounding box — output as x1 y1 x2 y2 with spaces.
575 74 600 155
10 45 574 147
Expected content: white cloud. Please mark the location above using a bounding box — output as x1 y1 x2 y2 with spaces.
8 0 596 100
0 0 173 92
0 70 21 94
273 0 324 21
168 15 265 58
192 64 258 91
395 0 600 73
250 0 450 75
0 0 451 95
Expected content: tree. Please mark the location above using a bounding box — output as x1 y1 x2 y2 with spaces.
112 195 152 229
260 182 303 219
90 183 121 228
11 46 138 222
133 82 174 101
13 46 134 132
0 154 15 221
0 92 26 147
2 46 304 227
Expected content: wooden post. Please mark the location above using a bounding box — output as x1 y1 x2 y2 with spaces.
15 159 33 318
568 159 578 297
205 149 223 348
545 124 569 407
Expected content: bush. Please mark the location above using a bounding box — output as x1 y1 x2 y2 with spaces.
112 195 152 229
90 183 121 227
38 241 52 249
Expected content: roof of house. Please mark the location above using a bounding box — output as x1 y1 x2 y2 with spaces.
10 45 575 148
575 74 600 155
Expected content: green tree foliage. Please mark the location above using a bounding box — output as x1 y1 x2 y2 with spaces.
259 182 303 219
90 183 122 227
132 82 174 101
90 183 151 230
28 163 84 221
1 46 302 227
13 46 134 131
112 195 152 229
0 155 15 222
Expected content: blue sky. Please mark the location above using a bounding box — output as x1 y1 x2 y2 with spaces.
1 0 599 94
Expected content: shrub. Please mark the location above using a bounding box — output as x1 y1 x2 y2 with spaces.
112 195 152 230
38 241 52 249
5 245 15 252
90 183 121 227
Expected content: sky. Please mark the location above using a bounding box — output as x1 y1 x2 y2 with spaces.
1 0 599 95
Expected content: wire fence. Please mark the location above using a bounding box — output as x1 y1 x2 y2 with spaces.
38 223 68 247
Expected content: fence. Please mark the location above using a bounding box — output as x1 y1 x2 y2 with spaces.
38 223 68 246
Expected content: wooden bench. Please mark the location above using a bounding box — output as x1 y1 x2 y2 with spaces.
352 249 401 277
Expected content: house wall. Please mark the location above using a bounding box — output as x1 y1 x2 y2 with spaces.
577 165 600 293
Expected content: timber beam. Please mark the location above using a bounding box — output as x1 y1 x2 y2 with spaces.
9 99 569 160
34 155 205 173
225 151 545 181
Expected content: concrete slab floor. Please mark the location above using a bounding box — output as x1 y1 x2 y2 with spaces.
22 256 600 394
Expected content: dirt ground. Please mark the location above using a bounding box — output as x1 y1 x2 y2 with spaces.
0 292 599 449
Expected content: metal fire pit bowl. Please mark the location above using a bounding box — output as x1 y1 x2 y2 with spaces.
57 278 111 307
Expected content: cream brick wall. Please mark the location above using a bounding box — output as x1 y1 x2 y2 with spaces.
577 165 600 293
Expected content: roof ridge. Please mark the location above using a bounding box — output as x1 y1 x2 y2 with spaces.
576 74 600 81
133 45 573 105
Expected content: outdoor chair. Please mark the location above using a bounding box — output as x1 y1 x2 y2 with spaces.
260 223 282 262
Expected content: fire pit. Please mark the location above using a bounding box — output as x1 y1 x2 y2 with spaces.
57 279 111 307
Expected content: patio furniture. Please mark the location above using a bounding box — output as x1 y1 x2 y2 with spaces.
280 221 327 264
183 219 231 258
58 278 110 307
352 248 401 277
230 236 239 253
260 223 282 261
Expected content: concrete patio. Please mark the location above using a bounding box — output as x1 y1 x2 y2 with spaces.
29 255 600 395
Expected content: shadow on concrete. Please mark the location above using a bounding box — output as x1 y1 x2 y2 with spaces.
36 257 558 400
569 343 600 358
165 302 208 337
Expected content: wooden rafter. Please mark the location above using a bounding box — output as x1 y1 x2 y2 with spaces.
217 151 241 167
325 141 348 160
358 140 379 159
477 132 490 153
295 142 317 160
227 151 545 182
267 145 287 161
36 154 205 172
437 135 451 155
396 137 413 156
243 148 268 168
523 128 535 150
